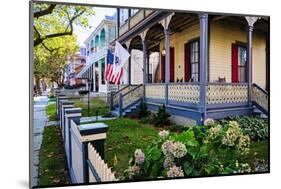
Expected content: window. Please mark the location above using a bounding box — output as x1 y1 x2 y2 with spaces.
131 9 139 16
238 46 247 82
120 9 128 25
231 44 247 83
190 40 200 82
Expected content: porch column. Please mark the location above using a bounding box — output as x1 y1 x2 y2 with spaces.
147 51 150 83
199 13 208 124
164 28 170 105
125 40 132 85
245 16 259 106
160 13 174 105
117 8 120 37
140 29 149 100
142 39 147 98
128 47 132 85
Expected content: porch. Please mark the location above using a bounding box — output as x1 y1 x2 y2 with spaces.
110 10 269 124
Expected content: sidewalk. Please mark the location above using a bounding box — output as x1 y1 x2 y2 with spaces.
32 93 49 187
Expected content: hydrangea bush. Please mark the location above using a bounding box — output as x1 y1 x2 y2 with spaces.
124 119 257 180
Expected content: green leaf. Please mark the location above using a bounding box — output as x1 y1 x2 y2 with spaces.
183 161 193 176
150 148 162 161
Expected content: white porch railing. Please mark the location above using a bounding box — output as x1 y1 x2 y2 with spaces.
251 84 268 113
145 83 165 100
206 83 248 104
168 83 200 104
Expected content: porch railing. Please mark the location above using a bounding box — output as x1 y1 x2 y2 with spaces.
206 83 248 105
251 83 268 113
168 83 200 104
145 82 249 107
111 85 138 108
122 84 143 109
145 83 165 100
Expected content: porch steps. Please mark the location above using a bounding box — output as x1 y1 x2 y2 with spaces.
110 102 141 117
253 105 268 119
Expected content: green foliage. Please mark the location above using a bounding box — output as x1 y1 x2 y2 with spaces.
137 99 149 118
220 116 269 141
103 118 159 178
152 105 171 126
123 120 266 180
46 102 58 121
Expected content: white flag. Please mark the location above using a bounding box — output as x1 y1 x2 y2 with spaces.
113 41 130 75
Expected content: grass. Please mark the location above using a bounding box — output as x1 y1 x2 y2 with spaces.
46 102 58 121
102 118 159 178
73 97 110 117
39 126 70 186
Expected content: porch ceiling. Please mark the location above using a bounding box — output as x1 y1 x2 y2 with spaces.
127 13 269 51
129 12 199 52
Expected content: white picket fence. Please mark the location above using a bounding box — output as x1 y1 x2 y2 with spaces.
57 94 118 183
88 143 118 182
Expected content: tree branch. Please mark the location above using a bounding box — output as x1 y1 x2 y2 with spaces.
34 9 85 47
34 4 56 18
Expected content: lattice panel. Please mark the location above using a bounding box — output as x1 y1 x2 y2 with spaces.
251 86 268 112
207 84 248 104
123 87 143 108
112 86 133 107
145 84 165 99
168 84 200 104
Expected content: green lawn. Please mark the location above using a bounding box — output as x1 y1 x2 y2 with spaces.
102 118 159 178
73 97 110 117
46 102 58 121
39 126 70 186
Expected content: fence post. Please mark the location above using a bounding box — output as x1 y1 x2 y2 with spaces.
56 95 68 119
61 101 74 140
118 93 123 117
79 122 109 183
64 108 82 175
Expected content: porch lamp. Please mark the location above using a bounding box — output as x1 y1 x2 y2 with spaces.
161 49 166 55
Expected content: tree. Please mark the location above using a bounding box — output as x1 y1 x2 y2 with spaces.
33 3 94 47
33 3 94 93
34 35 79 90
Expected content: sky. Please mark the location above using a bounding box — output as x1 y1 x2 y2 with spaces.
73 7 116 47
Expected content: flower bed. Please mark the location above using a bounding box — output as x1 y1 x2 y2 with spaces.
123 119 268 180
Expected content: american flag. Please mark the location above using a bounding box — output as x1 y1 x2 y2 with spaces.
105 49 114 83
106 42 130 85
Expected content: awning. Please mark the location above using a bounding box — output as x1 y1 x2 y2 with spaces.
76 62 94 79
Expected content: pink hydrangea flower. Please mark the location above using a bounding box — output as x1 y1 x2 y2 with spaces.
134 149 145 165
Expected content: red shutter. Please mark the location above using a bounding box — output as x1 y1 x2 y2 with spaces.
161 54 165 82
170 47 175 82
184 43 190 82
231 43 239 83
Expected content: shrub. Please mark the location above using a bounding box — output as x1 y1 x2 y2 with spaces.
124 120 254 180
152 105 171 126
78 90 88 95
137 99 149 118
220 116 268 141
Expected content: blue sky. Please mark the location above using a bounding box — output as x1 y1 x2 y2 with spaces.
74 7 116 46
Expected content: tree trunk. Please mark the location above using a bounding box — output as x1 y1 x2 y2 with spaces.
35 76 41 96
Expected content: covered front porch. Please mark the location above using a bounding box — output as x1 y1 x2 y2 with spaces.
110 10 269 124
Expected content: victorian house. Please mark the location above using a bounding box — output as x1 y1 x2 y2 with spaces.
109 9 269 125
